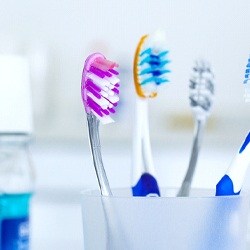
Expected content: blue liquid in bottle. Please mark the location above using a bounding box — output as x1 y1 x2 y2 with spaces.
0 193 32 250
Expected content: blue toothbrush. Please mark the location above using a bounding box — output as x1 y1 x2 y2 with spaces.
216 132 250 196
216 55 250 196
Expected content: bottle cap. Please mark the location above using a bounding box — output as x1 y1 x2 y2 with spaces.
0 55 33 134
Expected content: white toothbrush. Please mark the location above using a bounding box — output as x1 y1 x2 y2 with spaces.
132 30 170 196
178 60 214 197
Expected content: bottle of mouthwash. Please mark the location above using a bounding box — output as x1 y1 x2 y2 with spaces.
0 55 34 250
0 134 34 250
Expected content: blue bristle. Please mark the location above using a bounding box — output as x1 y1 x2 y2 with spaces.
244 56 250 84
153 71 162 76
139 56 152 65
156 78 169 85
158 51 169 57
140 68 170 77
141 77 169 85
139 45 170 87
150 54 159 59
157 60 170 67
140 48 152 57
140 55 161 65
150 61 161 66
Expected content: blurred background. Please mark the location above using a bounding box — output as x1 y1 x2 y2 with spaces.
1 0 250 249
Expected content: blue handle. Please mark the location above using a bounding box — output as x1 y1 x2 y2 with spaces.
216 175 240 196
132 173 160 196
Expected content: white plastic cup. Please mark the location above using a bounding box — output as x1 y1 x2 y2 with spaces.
81 188 250 250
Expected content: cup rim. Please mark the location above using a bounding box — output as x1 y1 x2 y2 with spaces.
80 187 250 200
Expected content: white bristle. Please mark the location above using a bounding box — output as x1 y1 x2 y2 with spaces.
244 86 250 102
106 75 120 86
107 90 114 96
141 82 157 96
189 60 214 120
87 92 110 107
90 77 109 93
144 29 167 54
92 110 114 124
88 73 110 88
107 102 113 108
108 84 114 90
100 90 108 98
108 94 119 104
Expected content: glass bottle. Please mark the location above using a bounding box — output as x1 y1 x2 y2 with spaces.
0 133 34 250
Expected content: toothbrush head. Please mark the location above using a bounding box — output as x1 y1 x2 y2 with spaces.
189 60 215 120
133 30 170 98
243 54 250 102
81 52 120 124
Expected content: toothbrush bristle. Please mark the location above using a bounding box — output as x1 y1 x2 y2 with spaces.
81 53 120 124
134 31 170 98
189 60 214 116
243 55 250 102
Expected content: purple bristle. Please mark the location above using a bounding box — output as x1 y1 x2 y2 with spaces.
82 54 120 120
104 71 112 77
112 88 119 94
87 97 103 117
86 86 101 99
109 69 119 75
89 66 106 78
86 79 101 92
108 107 115 113
101 109 109 115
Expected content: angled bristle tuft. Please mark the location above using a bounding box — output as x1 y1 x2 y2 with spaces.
243 55 250 102
81 53 120 124
134 30 170 98
189 60 215 117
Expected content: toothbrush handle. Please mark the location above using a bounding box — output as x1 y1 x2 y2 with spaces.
177 119 205 197
132 97 144 184
216 131 250 196
132 98 160 196
142 100 156 175
87 113 112 196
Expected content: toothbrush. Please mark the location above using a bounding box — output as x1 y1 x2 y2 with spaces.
216 132 250 196
216 55 250 196
132 30 170 196
81 52 120 196
177 60 214 197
